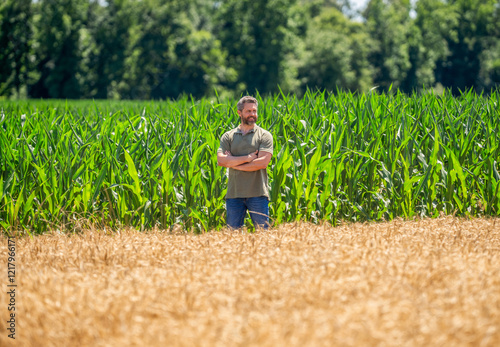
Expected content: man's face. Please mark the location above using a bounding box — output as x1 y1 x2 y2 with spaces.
238 103 258 125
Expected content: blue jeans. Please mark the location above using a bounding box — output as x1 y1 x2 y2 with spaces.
226 196 270 229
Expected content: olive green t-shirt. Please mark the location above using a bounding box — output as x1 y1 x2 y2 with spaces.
217 125 273 199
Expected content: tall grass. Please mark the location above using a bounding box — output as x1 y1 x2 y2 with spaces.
0 89 499 233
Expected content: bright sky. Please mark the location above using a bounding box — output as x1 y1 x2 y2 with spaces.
350 0 369 10
349 0 418 19
346 0 370 21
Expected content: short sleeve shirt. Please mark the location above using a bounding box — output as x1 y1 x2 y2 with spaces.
218 125 273 199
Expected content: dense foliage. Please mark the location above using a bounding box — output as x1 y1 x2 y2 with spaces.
0 0 499 99
1 90 499 233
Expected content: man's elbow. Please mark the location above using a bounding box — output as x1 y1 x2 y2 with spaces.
257 161 270 170
217 154 225 167
218 158 232 168
260 157 272 170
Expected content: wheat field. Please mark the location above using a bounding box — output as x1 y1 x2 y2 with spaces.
1 217 499 346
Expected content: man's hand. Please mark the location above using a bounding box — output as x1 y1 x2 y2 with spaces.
231 151 272 172
226 150 258 163
217 150 258 168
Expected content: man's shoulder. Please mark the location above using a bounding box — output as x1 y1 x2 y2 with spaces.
255 125 273 139
221 126 240 139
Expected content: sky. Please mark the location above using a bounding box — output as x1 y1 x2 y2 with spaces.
350 0 369 11
346 0 417 20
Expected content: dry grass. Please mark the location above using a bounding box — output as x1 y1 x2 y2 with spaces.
1 217 500 347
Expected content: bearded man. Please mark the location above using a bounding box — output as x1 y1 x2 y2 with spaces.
217 96 274 229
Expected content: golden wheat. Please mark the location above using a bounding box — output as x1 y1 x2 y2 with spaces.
1 217 499 346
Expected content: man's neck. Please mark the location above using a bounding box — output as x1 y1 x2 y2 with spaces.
239 123 255 134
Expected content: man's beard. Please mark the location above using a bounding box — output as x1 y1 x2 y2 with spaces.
241 116 256 125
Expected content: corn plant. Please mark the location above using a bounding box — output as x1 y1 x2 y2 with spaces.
0 89 499 233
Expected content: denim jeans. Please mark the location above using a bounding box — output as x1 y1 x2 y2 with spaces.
226 196 269 229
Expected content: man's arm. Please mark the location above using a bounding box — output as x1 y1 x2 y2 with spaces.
217 151 258 168
232 151 272 172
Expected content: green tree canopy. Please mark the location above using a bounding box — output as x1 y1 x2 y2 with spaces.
436 0 500 93
299 5 372 92
118 0 231 99
0 0 498 99
29 0 87 99
0 0 31 97
215 0 297 95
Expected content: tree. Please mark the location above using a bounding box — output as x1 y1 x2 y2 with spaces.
363 0 412 92
29 0 87 99
435 0 499 94
0 0 31 98
298 5 372 93
408 0 458 92
80 0 132 99
214 0 297 95
119 0 231 99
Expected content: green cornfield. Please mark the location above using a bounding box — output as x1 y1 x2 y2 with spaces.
1 89 499 233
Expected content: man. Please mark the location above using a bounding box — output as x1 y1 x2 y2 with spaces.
217 96 273 229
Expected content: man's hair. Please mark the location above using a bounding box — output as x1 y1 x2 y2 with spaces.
237 96 258 111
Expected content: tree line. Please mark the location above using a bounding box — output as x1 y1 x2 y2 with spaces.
0 0 499 99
